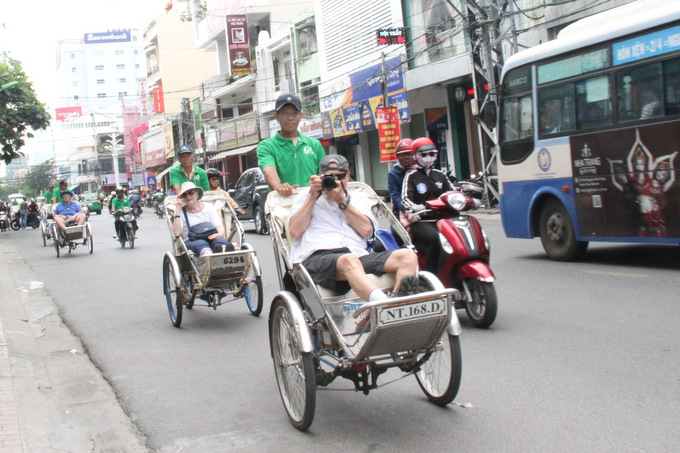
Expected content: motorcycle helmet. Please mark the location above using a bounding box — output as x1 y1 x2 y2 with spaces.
395 138 413 155
206 168 221 178
411 137 438 170
115 186 125 193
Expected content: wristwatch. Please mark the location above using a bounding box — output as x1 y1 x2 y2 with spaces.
338 196 350 211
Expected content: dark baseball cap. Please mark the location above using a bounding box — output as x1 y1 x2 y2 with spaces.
319 154 349 173
178 145 193 155
275 93 302 112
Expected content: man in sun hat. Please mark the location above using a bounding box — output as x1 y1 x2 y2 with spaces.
53 189 86 233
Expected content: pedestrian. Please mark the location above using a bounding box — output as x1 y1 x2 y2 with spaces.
169 146 210 195
19 199 29 230
257 93 325 197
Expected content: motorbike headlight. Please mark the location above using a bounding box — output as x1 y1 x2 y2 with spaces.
439 232 453 254
446 192 468 211
482 227 490 251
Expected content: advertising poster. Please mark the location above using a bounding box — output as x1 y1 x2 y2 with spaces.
55 106 82 122
320 55 409 139
376 106 401 162
226 15 252 75
569 123 680 238
153 87 165 113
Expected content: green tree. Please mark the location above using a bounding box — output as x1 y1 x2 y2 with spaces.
21 158 54 197
0 57 50 164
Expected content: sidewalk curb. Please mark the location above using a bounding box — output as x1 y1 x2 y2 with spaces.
0 238 148 452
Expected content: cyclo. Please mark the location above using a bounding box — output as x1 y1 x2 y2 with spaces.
161 191 263 327
51 218 93 257
265 182 463 431
40 204 55 247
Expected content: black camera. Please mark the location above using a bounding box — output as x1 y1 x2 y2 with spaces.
322 174 340 191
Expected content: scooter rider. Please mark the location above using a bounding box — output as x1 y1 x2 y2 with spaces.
388 138 414 218
129 190 142 212
402 137 454 273
112 187 138 239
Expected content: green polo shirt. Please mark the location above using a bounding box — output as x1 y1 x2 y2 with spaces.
52 188 63 204
169 164 210 191
43 190 53 203
112 196 131 216
257 131 325 188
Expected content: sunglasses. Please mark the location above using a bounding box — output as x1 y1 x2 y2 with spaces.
323 172 347 181
418 151 438 158
181 190 197 198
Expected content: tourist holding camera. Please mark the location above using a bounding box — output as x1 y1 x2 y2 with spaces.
288 154 419 302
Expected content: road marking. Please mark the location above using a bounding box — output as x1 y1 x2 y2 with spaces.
585 270 648 279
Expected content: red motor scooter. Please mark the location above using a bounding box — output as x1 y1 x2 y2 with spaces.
411 191 497 328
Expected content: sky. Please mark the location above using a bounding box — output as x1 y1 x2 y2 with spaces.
2 0 170 109
1 0 171 170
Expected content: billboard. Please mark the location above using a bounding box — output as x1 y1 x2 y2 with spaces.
55 106 82 122
226 15 252 75
84 31 131 44
319 55 409 139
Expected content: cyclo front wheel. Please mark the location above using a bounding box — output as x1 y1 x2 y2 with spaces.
163 256 183 327
416 333 462 406
244 261 263 316
270 298 315 431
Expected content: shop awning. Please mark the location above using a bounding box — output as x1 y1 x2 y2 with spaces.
209 144 257 162
156 162 179 180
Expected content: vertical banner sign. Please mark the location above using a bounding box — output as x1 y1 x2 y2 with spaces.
153 87 165 113
376 106 401 162
226 15 251 75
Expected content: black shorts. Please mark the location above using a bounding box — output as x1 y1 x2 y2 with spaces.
302 247 395 294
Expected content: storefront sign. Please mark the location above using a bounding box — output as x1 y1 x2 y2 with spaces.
376 106 401 162
227 15 252 75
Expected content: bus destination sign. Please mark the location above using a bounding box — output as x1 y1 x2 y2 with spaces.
613 24 680 65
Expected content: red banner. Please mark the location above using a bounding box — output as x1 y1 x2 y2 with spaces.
55 106 82 122
226 15 252 75
153 87 165 113
376 106 401 162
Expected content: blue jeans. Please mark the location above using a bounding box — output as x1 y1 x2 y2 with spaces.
20 211 28 229
185 237 229 256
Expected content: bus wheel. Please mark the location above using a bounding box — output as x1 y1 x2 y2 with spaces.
538 199 588 261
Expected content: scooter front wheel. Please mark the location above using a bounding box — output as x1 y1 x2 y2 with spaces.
461 279 497 329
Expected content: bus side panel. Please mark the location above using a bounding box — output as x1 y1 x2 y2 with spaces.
500 178 575 239
569 123 680 240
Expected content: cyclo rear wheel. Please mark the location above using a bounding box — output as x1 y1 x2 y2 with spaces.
244 261 263 316
270 298 315 431
415 333 462 405
414 271 462 405
163 256 183 327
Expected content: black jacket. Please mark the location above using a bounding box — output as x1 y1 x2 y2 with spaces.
402 167 454 219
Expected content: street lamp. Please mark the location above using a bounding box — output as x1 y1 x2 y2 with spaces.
0 81 19 91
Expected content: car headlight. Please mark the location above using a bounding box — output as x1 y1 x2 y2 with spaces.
446 192 468 211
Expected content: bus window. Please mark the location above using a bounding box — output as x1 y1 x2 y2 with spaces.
576 75 612 130
501 95 533 142
664 58 680 115
500 66 534 163
538 84 576 135
617 63 663 121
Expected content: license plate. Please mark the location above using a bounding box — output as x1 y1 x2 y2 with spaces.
378 299 446 325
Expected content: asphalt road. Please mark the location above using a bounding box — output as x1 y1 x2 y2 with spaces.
9 209 680 452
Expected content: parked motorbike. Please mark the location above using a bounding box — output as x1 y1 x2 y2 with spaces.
9 211 37 230
0 211 9 232
116 207 136 249
409 190 497 328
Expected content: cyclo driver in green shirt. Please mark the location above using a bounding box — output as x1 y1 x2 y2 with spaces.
111 187 138 239
257 93 325 197
169 146 210 195
51 180 67 205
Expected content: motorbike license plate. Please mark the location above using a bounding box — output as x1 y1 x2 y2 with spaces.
378 299 446 326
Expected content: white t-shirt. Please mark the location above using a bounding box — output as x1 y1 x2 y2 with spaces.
179 203 221 241
288 190 376 263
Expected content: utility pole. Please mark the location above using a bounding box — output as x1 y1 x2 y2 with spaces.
465 0 515 207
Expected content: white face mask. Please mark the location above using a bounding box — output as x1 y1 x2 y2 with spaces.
415 153 437 170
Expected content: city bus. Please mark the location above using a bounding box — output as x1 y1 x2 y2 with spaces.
497 0 680 261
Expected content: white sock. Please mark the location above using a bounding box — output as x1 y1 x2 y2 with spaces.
368 289 388 302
